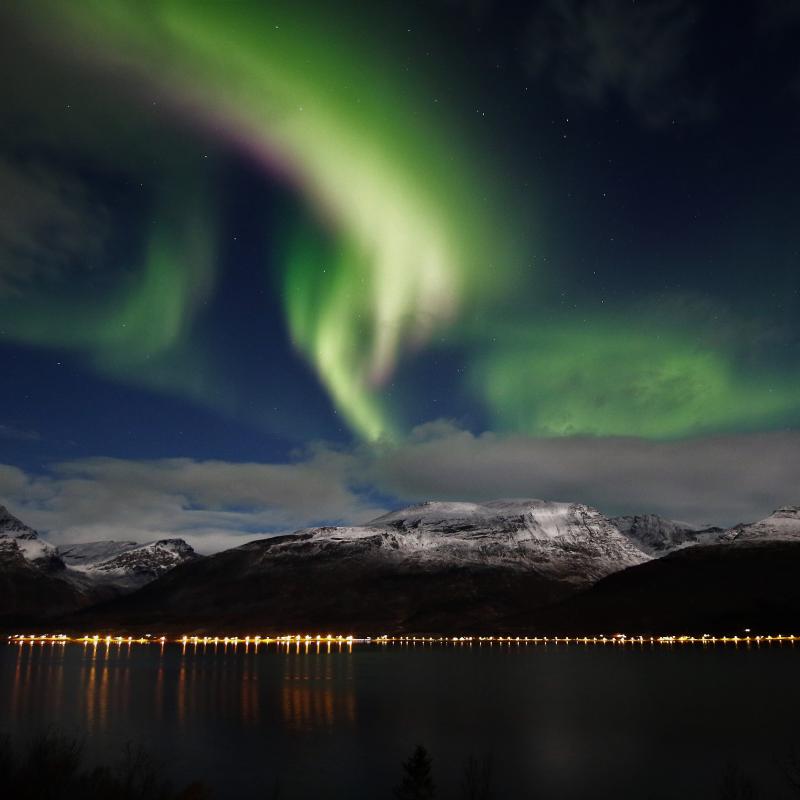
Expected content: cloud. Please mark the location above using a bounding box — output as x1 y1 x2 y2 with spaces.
0 452 386 554
367 422 800 526
0 423 40 442
0 157 110 296
524 0 714 126
2 425 798 552
0 464 31 497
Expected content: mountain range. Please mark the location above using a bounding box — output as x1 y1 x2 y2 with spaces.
0 505 196 625
1 500 799 634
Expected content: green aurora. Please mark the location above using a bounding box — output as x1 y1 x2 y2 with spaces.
7 0 513 441
0 1 797 444
473 319 800 438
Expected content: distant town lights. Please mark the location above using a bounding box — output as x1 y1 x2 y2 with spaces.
6 632 800 648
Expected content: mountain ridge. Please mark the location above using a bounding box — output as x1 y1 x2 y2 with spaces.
0 506 197 625
2 499 799 633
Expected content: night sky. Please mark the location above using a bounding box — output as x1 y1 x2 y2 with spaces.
1 1 799 550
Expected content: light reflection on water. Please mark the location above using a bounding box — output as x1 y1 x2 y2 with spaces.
6 640 360 737
2 640 800 800
281 649 356 732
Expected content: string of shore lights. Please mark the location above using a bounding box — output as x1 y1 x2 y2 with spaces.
6 633 800 647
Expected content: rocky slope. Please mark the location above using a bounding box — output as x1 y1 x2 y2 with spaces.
70 500 650 633
7 500 800 634
611 513 724 555
59 539 197 589
0 506 99 624
0 506 196 626
720 506 800 543
1 505 60 566
516 506 800 634
1 505 39 537
359 500 648 581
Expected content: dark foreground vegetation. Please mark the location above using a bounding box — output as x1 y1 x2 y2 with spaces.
391 746 800 800
3 732 800 799
0 730 208 800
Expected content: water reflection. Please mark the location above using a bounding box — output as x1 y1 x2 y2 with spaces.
238 658 256 726
154 660 164 722
3 641 800 800
177 657 186 726
281 650 356 732
0 641 356 733
9 642 66 719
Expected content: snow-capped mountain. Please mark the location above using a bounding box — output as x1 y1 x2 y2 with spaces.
0 505 37 537
0 505 59 565
8 498 800 632
612 514 724 556
0 506 98 622
59 538 197 589
0 505 198 623
78 499 653 634
289 499 651 583
0 503 196 589
530 505 800 635
58 540 139 565
612 506 800 556
721 505 800 543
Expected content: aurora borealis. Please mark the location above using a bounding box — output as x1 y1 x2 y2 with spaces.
4 0 512 442
1 1 799 542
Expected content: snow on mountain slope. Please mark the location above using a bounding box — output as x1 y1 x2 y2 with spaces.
722 506 800 543
59 540 139 566
282 499 650 585
0 505 37 537
1 505 195 596
0 504 197 622
78 499 657 634
0 506 103 621
0 505 58 563
612 514 724 556
612 507 800 555
59 539 197 589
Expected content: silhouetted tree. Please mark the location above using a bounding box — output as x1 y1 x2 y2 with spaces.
0 733 15 775
783 747 800 796
0 729 209 800
115 742 174 800
16 728 85 799
460 754 493 800
175 783 212 800
394 745 435 800
263 778 282 800
718 763 758 799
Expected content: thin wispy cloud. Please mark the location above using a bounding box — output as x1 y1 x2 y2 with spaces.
0 423 40 442
524 0 714 126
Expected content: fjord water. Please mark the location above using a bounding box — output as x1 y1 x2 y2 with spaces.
1 642 798 799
